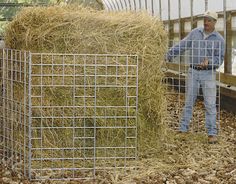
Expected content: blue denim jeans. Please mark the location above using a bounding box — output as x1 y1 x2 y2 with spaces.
179 68 217 135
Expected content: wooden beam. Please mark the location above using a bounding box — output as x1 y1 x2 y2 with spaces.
218 72 236 86
224 11 232 74
168 20 174 43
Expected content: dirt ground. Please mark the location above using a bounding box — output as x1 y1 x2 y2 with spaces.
1 108 236 184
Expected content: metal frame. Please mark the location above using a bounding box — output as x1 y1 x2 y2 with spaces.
0 49 138 181
0 49 31 177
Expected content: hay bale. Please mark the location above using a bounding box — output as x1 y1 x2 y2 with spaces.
4 6 168 155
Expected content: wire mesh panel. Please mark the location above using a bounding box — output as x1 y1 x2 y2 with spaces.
0 50 2 152
29 53 138 180
0 50 138 181
164 40 222 134
0 49 31 177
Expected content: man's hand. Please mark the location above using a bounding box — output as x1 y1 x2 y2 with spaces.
165 54 171 62
199 58 209 69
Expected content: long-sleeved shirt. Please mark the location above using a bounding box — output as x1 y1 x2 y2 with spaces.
166 27 225 69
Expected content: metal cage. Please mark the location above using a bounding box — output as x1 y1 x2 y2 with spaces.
0 49 138 181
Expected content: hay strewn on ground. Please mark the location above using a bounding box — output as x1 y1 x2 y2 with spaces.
1 102 236 184
4 5 168 154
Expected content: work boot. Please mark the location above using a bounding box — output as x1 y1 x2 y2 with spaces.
208 135 217 144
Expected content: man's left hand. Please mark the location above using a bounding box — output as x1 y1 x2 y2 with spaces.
200 58 209 69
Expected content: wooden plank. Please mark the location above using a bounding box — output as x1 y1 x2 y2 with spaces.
224 11 232 74
218 73 236 86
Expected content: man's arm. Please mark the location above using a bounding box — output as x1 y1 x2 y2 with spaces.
165 33 193 62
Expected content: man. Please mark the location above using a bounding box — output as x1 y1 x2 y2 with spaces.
166 10 225 144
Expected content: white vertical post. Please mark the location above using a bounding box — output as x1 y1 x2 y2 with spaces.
205 0 208 11
178 0 181 40
191 0 193 29
159 0 162 20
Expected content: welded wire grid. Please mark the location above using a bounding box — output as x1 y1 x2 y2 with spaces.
164 40 221 133
0 50 138 181
0 50 2 151
29 53 138 180
0 49 31 177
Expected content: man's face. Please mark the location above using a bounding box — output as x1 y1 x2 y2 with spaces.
204 17 216 32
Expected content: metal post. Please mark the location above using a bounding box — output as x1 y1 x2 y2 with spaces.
110 0 117 11
123 0 128 11
151 0 154 16
168 0 170 31
105 0 114 11
223 0 227 54
27 51 32 179
133 0 136 11
114 0 120 10
127 0 131 10
205 0 208 11
223 0 232 74
178 0 181 39
167 0 174 44
191 0 193 29
159 0 162 20
113 0 119 10
2 49 6 161
119 0 124 10
93 55 97 178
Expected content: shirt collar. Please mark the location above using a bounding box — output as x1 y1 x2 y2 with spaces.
198 27 217 37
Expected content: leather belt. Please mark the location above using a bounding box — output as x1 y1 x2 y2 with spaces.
190 65 216 70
